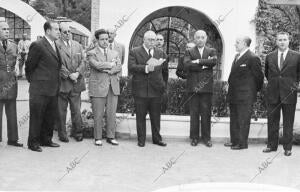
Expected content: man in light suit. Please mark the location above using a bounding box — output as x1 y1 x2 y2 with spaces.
184 30 217 147
225 36 264 150
107 28 125 64
56 23 86 142
87 29 122 146
25 21 61 152
263 32 300 156
0 21 23 147
128 30 168 147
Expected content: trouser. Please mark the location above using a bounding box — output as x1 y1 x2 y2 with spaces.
0 99 18 142
189 93 212 141
229 103 253 147
267 102 296 151
134 97 162 144
91 86 118 140
58 90 83 138
27 94 58 147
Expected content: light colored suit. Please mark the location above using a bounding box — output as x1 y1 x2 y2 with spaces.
110 41 125 64
55 39 86 138
87 46 121 139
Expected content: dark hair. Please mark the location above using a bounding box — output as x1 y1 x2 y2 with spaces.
94 29 109 39
43 21 57 33
276 31 290 39
244 37 252 47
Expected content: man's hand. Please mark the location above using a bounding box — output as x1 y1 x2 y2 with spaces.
69 72 79 83
148 64 155 72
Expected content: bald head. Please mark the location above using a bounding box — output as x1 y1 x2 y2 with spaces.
143 30 156 49
194 30 207 48
107 28 116 43
235 36 251 53
186 42 196 51
0 21 9 40
59 22 71 41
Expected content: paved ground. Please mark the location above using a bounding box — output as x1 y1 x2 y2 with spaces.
1 79 300 191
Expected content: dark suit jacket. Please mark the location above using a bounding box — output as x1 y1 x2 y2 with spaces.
183 46 217 93
265 49 300 104
56 39 86 93
25 37 62 96
128 46 168 98
227 50 264 104
176 56 187 79
0 40 18 100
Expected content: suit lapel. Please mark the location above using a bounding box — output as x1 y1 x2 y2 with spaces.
272 50 280 73
95 46 106 61
57 39 71 59
140 46 150 61
202 47 209 59
42 37 59 61
193 47 201 59
280 50 291 71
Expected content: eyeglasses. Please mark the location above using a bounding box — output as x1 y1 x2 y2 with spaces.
62 30 71 34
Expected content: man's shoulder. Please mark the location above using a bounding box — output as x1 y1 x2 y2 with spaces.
115 41 125 48
86 47 97 55
131 46 143 53
8 39 17 46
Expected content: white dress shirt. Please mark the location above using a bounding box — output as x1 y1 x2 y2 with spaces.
143 44 154 73
45 36 56 52
197 46 204 58
237 48 249 60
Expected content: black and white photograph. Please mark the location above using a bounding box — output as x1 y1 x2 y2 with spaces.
1 0 300 191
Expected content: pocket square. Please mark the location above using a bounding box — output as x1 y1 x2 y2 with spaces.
240 64 247 67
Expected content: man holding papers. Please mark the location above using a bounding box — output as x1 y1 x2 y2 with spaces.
128 30 168 147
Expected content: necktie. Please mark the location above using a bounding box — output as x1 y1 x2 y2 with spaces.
280 52 284 70
148 49 153 58
109 43 113 50
231 53 240 71
2 40 7 51
104 49 108 61
66 41 70 47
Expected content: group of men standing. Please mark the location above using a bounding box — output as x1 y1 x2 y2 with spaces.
1 19 299 156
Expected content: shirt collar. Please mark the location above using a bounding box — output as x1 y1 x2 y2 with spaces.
238 48 249 58
63 40 71 47
45 35 54 46
278 48 289 55
143 44 154 55
97 46 106 54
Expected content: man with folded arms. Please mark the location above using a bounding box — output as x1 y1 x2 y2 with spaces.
263 32 300 156
184 30 217 147
128 30 168 147
225 36 263 150
87 29 122 146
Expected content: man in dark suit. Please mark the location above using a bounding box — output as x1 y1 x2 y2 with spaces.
56 23 86 142
176 42 195 79
128 30 168 147
263 32 300 156
225 36 264 150
25 21 61 152
0 21 23 147
184 30 217 147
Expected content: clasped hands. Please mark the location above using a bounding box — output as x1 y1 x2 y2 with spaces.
146 58 166 72
69 72 80 83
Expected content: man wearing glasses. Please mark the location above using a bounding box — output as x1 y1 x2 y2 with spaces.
56 23 86 142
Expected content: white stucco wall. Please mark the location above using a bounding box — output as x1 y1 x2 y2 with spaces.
94 0 259 80
0 0 91 42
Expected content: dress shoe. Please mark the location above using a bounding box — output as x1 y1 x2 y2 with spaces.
107 138 119 145
59 137 69 143
41 142 60 147
231 145 248 150
95 139 102 146
7 141 23 147
284 150 292 156
204 141 212 147
262 147 277 153
75 135 83 142
153 141 167 147
224 142 234 147
28 145 42 152
191 139 198 146
138 142 145 147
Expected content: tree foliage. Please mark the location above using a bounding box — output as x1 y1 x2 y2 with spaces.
255 0 300 66
29 0 91 29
